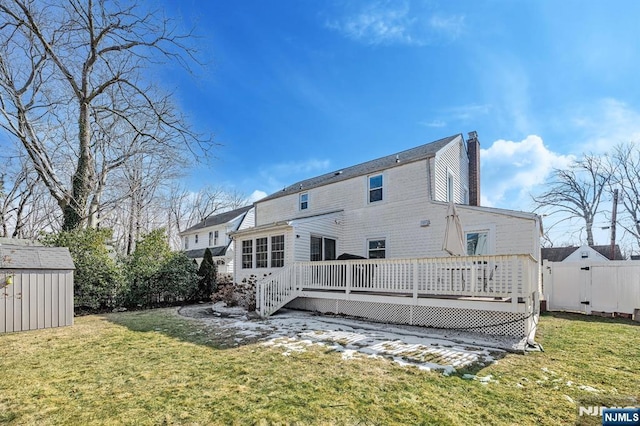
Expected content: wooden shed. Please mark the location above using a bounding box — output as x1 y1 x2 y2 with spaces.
1 245 75 333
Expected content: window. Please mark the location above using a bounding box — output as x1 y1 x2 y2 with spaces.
310 236 322 262
368 239 386 259
256 237 268 268
195 234 199 244
271 235 285 267
208 231 213 246
447 172 454 202
369 174 383 203
324 238 336 261
310 236 337 261
300 193 308 210
214 230 219 246
184 236 189 250
242 240 253 269
466 231 489 255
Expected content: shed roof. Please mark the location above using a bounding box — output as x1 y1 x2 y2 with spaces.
0 237 43 246
259 134 460 203
180 205 253 235
541 245 624 261
0 246 75 270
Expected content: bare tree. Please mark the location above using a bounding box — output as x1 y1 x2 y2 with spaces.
533 154 611 246
0 0 211 230
0 151 59 238
164 184 250 250
610 143 640 250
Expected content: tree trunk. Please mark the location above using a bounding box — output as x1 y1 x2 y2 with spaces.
63 100 94 230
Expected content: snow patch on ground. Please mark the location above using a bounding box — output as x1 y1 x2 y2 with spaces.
178 304 514 375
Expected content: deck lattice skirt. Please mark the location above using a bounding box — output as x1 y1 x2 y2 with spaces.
285 297 528 337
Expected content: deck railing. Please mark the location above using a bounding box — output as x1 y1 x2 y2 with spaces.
257 254 539 317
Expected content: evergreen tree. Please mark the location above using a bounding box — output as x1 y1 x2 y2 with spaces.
197 248 217 300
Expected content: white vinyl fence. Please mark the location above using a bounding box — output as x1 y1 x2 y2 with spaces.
1 246 75 333
544 260 640 316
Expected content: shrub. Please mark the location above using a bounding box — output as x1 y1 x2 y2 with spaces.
42 228 123 311
123 228 198 308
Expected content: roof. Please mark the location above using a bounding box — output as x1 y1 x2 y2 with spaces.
0 237 43 247
0 246 75 270
180 205 253 235
541 245 625 262
259 134 460 203
184 246 228 259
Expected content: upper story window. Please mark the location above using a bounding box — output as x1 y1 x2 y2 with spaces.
242 240 253 269
368 239 386 259
369 174 383 203
300 193 309 210
195 234 199 244
208 231 213 246
184 236 189 250
271 235 285 267
256 237 268 268
214 230 219 245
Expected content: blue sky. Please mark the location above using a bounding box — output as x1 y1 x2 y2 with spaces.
162 0 640 245
5 0 639 245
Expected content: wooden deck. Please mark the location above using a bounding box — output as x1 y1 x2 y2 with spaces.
256 254 540 337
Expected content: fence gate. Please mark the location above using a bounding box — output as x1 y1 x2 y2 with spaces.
545 261 640 316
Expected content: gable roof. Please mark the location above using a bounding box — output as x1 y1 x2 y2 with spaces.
542 245 625 262
260 134 461 203
0 246 75 270
181 205 253 235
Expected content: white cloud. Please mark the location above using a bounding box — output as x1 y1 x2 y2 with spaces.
419 119 446 128
247 190 267 203
255 158 331 195
326 1 464 46
267 159 331 177
569 98 640 153
420 104 490 129
428 14 465 39
480 135 574 209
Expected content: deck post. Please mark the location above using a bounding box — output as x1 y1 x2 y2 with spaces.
259 282 265 316
511 257 519 307
345 263 352 296
412 259 418 302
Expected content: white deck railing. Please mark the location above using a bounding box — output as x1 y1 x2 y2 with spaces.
257 254 539 317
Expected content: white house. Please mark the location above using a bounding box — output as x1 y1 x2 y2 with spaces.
231 132 542 339
180 205 254 274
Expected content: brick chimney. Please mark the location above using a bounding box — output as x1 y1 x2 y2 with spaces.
467 131 480 206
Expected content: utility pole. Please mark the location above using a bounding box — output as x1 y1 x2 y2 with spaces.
610 189 618 260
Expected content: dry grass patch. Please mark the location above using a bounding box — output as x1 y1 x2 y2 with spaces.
0 309 638 425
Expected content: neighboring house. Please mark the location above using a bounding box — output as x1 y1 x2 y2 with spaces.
230 132 543 339
180 206 254 274
542 245 625 262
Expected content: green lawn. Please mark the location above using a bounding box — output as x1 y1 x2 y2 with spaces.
0 309 638 425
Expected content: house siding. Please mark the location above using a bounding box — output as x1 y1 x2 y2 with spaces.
433 135 468 203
